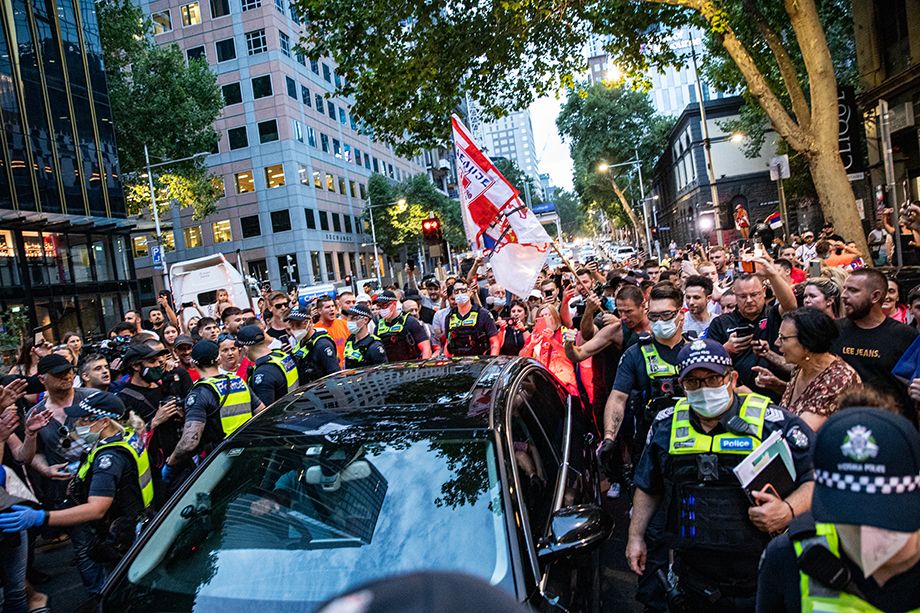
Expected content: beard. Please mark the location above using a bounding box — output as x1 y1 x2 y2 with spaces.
845 298 873 321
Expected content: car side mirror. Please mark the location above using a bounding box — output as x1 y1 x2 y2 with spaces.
537 504 612 564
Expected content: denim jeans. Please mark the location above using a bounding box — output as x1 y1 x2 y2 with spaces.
69 523 110 597
0 530 28 613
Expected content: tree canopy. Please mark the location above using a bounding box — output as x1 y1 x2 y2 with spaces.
98 0 223 220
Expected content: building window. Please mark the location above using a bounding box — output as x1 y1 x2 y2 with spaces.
372 158 379 173
343 143 351 162
245 29 267 55
332 213 341 232
343 215 352 233
319 210 329 230
257 120 279 143
305 209 316 229
228 126 248 150
292 120 304 143
311 251 321 280
338 108 347 125
301 85 311 106
320 133 329 153
215 38 236 62
212 220 232 243
285 76 297 98
235 171 254 193
274 0 285 12
248 259 268 281
307 126 316 147
313 171 321 188
290 4 302 23
297 164 309 185
337 176 346 194
278 255 298 284
324 253 334 281
180 2 201 26
310 59 319 74
271 210 292 233
349 180 357 198
279 31 291 56
364 153 371 169
152 11 172 34
132 236 149 257
322 63 331 82
251 75 272 99
332 139 341 158
359 183 367 199
186 46 205 61
325 174 334 192
221 82 242 105
241 0 261 9
327 101 335 120
210 0 231 17
354 147 361 165
184 226 203 248
240 215 261 238
265 163 285 188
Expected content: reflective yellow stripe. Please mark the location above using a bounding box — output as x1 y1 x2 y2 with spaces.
448 310 479 329
376 314 407 335
77 428 153 509
267 350 299 391
200 375 254 436
668 393 769 455
640 342 678 377
793 523 910 613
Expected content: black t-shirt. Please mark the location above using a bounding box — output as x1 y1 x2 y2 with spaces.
499 325 528 356
117 383 164 423
704 304 784 400
832 317 919 414
266 326 288 340
758 514 920 613
250 355 291 405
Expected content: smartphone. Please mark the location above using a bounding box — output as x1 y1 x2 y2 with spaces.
729 323 755 338
181 301 194 309
741 259 756 273
807 259 822 278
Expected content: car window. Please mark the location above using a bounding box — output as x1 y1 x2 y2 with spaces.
518 371 567 460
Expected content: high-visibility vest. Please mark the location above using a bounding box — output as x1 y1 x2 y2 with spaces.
77 428 153 509
668 393 769 455
197 374 254 436
793 522 920 613
447 308 489 356
344 335 381 366
639 340 679 378
266 349 299 391
377 313 421 361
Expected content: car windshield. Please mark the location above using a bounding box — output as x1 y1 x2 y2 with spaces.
105 435 511 611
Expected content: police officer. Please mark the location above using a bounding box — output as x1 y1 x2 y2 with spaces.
161 341 264 491
757 408 920 612
343 304 387 369
598 282 689 612
627 339 815 611
287 307 340 382
375 290 432 362
0 392 153 597
445 281 499 357
236 324 299 405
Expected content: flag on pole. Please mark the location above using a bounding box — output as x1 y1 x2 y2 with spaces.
451 114 550 299
765 211 782 230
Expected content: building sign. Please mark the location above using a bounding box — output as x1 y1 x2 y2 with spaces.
838 86 865 176
531 202 557 215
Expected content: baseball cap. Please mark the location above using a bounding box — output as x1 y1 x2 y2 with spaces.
191 340 219 366
236 324 265 346
812 408 920 531
37 354 74 376
173 335 195 348
343 304 373 319
676 338 733 379
529 289 542 300
122 344 168 367
64 391 126 420
284 308 312 322
356 292 372 303
316 572 529 613
374 290 398 304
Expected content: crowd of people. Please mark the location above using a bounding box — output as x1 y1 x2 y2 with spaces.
2 213 920 611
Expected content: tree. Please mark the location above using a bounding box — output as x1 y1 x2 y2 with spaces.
552 189 589 238
492 158 543 207
292 0 866 252
556 83 673 248
98 0 223 220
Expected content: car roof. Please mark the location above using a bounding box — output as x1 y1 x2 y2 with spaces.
238 357 524 441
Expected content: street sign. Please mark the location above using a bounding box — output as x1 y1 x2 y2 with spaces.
151 244 162 265
769 155 791 181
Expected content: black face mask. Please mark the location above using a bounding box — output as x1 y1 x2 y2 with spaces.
140 365 164 383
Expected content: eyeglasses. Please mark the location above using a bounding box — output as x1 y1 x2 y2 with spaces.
682 372 728 391
735 292 764 302
776 334 797 343
647 310 678 322
273 302 289 310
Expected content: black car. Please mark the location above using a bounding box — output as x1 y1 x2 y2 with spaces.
101 357 612 611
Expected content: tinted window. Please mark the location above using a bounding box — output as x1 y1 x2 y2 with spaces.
215 38 236 62
270 210 291 233
186 46 206 61
222 83 242 105
228 127 248 150
257 120 279 143
240 215 261 238
252 75 272 99
305 209 316 229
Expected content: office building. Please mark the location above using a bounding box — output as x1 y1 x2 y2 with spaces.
0 0 138 341
135 0 425 295
478 109 543 200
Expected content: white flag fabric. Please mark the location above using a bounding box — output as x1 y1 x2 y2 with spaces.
451 114 550 299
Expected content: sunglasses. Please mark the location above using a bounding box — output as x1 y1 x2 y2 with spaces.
217 333 236 343
273 302 289 310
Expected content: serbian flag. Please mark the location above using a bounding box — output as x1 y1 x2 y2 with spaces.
766 211 782 230
451 114 550 298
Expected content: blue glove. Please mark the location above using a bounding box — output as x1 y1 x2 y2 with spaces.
0 505 46 533
161 463 176 485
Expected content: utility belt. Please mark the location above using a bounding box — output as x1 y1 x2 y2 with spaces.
661 561 758 612
448 330 489 356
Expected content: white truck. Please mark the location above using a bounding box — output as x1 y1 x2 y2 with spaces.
169 254 257 324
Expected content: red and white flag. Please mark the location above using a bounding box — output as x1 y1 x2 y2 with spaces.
451 114 550 299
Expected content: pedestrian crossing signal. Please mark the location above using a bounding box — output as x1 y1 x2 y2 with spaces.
422 217 442 245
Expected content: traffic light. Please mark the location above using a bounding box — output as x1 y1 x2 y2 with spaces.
422 216 443 245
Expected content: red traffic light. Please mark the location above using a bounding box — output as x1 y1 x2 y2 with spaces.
422 216 442 245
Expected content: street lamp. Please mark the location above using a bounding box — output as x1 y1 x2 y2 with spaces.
595 153 651 254
143 144 210 291
364 196 406 288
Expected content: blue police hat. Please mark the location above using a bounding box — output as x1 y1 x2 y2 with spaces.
65 391 126 420
191 340 219 366
676 338 733 380
236 325 265 347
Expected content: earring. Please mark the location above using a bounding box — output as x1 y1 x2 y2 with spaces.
804 352 811 361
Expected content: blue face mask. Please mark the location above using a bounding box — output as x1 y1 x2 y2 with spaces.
604 297 615 312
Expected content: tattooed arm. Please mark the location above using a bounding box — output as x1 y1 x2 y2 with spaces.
603 390 628 442
166 420 205 468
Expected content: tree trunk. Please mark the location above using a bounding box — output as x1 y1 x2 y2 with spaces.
609 178 651 254
807 149 869 258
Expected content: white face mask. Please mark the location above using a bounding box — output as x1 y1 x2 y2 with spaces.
75 424 101 446
836 524 916 578
686 384 731 418
455 293 470 305
346 320 361 334
652 317 679 340
291 329 308 343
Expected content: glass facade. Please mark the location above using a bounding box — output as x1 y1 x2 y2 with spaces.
0 1 135 341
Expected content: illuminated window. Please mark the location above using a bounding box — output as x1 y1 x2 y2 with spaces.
132 236 148 257
235 171 254 193
152 11 172 34
162 231 176 252
180 2 201 26
337 176 346 194
212 220 232 243
184 226 203 248
298 164 309 185
313 171 321 188
265 164 285 188
349 180 357 198
326 173 334 192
